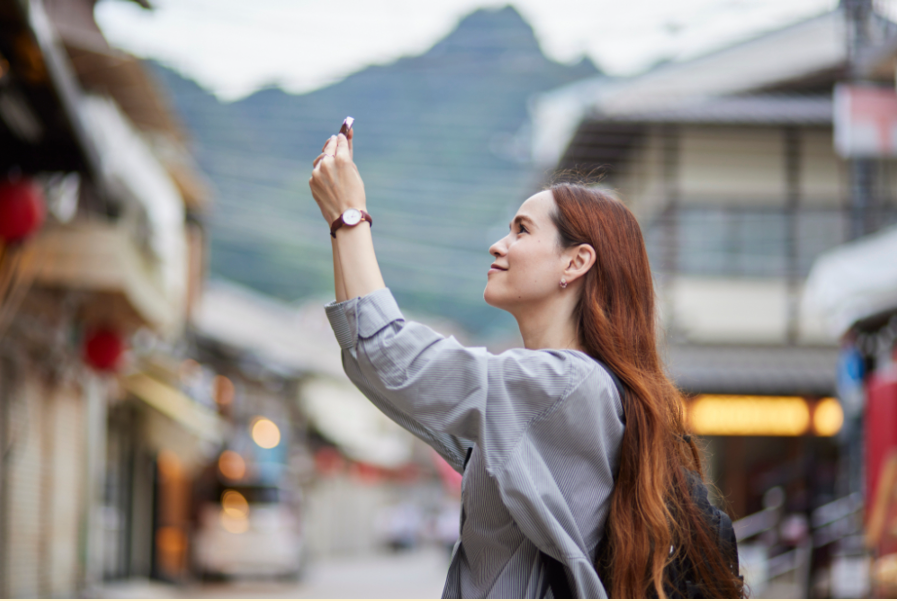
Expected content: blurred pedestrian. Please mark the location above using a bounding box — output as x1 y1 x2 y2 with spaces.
309 129 743 598
375 502 422 552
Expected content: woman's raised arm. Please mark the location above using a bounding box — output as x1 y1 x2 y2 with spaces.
314 130 477 471
310 132 385 301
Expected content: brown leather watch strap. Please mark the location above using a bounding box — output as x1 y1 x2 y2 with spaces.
330 209 373 238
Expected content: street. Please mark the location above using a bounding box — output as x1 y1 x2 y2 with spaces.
5 1 897 598
99 546 452 599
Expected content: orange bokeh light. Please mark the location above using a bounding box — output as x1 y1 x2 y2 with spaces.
218 450 246 480
221 489 249 518
251 417 281 449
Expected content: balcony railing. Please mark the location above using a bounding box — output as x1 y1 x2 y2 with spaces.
642 205 897 279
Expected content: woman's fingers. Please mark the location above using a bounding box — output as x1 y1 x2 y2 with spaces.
312 149 336 168
313 134 350 168
347 127 354 159
322 135 338 156
335 133 351 160
312 136 339 168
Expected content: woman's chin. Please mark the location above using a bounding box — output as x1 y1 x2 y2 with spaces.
483 286 502 309
483 286 512 312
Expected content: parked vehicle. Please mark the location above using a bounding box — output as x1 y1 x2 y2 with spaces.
193 482 304 579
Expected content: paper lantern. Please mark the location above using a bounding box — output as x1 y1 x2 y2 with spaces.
83 327 124 371
0 178 45 242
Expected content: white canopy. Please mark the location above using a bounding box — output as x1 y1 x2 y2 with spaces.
802 224 897 336
301 378 414 469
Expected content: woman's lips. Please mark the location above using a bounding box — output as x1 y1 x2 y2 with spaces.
488 264 508 274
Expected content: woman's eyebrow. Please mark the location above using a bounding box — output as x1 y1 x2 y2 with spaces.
509 215 535 229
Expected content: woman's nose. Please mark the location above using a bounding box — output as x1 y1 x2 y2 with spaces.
489 237 507 258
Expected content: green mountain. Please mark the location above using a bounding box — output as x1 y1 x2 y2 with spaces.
150 5 602 339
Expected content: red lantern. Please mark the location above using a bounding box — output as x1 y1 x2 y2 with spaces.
83 327 125 372
0 178 46 243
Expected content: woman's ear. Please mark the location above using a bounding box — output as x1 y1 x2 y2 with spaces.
564 244 596 284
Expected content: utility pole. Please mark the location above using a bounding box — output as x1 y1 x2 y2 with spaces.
784 127 800 344
844 0 878 240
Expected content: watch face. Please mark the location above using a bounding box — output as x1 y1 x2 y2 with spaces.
343 208 362 226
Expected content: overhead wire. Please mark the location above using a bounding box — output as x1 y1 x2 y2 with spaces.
132 2 897 334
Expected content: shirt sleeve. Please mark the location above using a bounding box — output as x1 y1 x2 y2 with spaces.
325 288 583 474
326 291 472 472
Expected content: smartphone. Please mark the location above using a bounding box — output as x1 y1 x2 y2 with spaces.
339 116 354 136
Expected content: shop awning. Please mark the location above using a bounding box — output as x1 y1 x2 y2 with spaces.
193 280 346 380
301 377 414 469
123 372 223 443
667 344 838 396
802 224 897 336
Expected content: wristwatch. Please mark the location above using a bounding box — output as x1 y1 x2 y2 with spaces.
330 208 373 238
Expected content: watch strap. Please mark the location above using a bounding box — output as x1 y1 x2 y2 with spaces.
330 209 373 238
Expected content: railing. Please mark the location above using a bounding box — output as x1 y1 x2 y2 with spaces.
732 491 865 598
811 492 864 549
641 205 897 279
733 507 778 541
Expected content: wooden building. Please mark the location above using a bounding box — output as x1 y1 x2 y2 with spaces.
0 0 216 595
532 5 897 597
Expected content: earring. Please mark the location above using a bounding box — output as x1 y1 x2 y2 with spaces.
560 278 568 289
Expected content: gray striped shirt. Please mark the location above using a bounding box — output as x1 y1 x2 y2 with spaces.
326 288 624 598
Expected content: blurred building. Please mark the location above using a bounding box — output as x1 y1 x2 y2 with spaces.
534 2 897 597
801 2 897 589
0 0 216 595
805 222 897 597
188 280 315 578
191 280 446 560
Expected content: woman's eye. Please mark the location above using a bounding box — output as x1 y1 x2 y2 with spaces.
517 225 528 234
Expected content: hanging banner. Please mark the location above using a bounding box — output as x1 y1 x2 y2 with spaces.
834 83 897 158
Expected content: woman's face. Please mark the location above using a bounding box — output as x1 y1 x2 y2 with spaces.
484 190 567 312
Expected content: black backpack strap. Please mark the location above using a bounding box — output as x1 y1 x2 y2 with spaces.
462 446 473 471
594 360 628 430
717 508 739 575
540 551 574 599
593 360 626 403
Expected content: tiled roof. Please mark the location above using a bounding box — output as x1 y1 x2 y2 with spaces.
531 10 845 166
588 94 833 126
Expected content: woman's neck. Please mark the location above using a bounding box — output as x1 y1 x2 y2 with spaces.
514 296 582 352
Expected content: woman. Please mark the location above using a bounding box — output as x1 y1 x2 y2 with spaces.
309 130 743 598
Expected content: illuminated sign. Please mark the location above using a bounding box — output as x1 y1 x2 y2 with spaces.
686 395 843 437
813 397 845 437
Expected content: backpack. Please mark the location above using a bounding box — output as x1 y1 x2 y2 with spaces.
540 364 741 599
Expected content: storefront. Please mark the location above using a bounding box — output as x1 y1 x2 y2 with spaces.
804 223 897 596
663 345 846 597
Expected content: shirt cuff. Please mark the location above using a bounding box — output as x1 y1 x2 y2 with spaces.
324 297 357 350
324 287 403 350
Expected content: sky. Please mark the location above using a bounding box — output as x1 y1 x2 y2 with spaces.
95 0 844 101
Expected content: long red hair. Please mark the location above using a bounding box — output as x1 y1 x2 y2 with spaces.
550 183 744 599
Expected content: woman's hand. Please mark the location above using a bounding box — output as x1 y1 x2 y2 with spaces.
309 131 365 226
312 127 385 301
